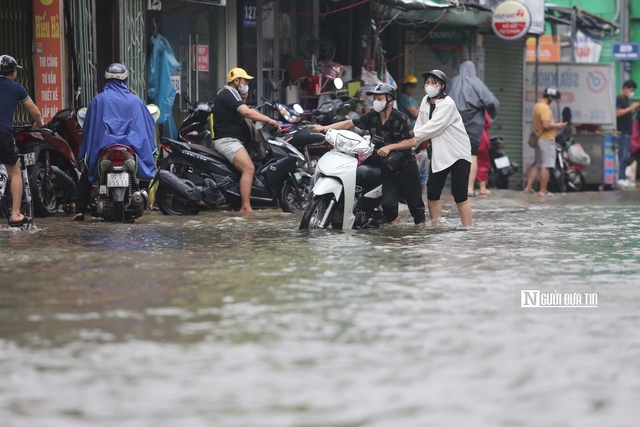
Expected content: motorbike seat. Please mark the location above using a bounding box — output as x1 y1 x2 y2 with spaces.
356 164 383 188
289 129 326 147
190 143 223 159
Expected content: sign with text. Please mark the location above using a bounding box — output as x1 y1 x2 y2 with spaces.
33 0 64 121
612 43 640 61
524 63 615 125
192 45 209 72
243 1 257 28
526 35 560 62
492 1 532 41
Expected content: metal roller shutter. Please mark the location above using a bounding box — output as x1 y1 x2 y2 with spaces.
483 34 525 187
120 0 146 100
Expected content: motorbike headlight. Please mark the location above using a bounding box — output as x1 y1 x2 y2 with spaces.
278 105 301 123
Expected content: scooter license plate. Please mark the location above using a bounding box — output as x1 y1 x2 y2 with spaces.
23 152 36 167
494 156 510 169
107 173 129 187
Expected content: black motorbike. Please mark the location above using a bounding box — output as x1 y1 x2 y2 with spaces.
549 135 588 193
488 136 519 189
154 126 311 215
179 96 214 148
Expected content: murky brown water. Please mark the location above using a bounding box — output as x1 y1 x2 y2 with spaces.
1 189 640 426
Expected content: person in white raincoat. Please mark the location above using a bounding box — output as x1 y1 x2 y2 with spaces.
413 69 472 226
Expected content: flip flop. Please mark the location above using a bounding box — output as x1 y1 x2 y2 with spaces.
467 192 477 197
8 215 32 227
72 213 85 221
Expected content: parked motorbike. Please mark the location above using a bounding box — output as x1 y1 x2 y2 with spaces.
76 105 159 222
0 154 35 229
550 135 590 193
155 125 311 215
179 95 214 148
299 129 386 230
488 135 519 189
12 109 83 216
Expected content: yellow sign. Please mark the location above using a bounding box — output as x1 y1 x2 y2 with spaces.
526 35 561 63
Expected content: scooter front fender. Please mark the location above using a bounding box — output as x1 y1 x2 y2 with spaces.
312 176 343 201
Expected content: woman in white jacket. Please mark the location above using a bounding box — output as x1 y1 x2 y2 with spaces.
413 70 472 226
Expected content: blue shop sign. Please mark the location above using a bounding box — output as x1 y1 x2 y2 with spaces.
612 43 639 61
243 1 257 28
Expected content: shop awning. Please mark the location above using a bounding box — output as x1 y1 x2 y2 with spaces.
376 1 492 27
545 4 619 41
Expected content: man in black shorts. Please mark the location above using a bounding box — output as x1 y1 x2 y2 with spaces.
315 83 426 226
213 67 281 212
0 55 44 226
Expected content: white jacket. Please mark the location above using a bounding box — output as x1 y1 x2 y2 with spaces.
413 95 471 173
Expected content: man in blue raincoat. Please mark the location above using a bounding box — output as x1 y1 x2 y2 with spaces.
72 63 157 221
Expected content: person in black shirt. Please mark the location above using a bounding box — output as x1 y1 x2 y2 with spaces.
213 67 280 212
314 83 426 226
615 79 639 186
0 55 44 226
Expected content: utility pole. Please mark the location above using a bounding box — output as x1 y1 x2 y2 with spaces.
620 0 630 84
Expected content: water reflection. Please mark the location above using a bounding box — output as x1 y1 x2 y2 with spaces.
1 190 640 426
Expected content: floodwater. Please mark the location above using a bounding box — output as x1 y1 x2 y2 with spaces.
1 189 640 427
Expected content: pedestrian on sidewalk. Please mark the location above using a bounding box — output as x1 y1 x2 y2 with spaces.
615 79 639 188
523 86 566 196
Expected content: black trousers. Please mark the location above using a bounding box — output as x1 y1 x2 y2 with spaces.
382 159 426 224
426 159 471 204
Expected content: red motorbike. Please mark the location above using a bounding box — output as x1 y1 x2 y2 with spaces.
13 109 83 216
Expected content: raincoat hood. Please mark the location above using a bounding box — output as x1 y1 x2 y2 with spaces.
79 79 157 182
447 60 499 145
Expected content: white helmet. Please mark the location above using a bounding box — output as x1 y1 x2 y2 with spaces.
105 63 128 80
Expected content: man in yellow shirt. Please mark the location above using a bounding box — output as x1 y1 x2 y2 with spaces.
523 86 567 196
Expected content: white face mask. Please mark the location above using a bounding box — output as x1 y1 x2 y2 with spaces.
373 100 387 113
238 83 249 95
629 91 635 99
425 85 440 98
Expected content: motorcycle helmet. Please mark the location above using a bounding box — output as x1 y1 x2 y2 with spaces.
0 55 22 75
105 63 129 80
227 67 254 83
365 83 397 101
422 69 447 88
403 75 418 85
543 86 561 100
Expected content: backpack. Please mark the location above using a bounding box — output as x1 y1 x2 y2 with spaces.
243 118 268 160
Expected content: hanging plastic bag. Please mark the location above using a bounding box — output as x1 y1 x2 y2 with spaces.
148 34 180 139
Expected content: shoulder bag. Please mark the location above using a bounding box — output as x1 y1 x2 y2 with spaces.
527 129 539 148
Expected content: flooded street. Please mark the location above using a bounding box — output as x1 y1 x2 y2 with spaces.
1 189 640 426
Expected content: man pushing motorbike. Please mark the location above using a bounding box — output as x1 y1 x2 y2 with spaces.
213 67 281 212
314 83 426 226
72 63 157 221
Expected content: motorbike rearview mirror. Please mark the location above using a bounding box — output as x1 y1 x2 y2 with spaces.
146 104 161 122
77 107 88 128
268 80 279 91
333 78 344 90
293 104 304 114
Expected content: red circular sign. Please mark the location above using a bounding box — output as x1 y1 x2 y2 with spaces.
492 1 532 41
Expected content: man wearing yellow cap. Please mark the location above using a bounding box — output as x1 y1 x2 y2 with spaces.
398 75 419 128
213 67 280 212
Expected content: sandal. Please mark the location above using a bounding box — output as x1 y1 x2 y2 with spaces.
72 213 85 221
8 215 32 227
467 191 477 197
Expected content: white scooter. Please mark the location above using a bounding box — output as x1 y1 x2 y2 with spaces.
299 129 386 229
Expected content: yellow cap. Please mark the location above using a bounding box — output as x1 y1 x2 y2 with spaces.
403 74 418 84
227 67 254 83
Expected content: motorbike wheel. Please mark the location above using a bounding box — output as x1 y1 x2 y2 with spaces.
156 182 201 216
114 201 125 223
299 195 333 229
550 158 567 193
567 171 586 192
280 175 311 215
30 162 58 217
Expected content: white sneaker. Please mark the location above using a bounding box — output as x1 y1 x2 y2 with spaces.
617 179 635 188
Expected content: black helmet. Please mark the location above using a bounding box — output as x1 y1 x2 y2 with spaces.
543 86 561 100
422 69 447 87
105 63 129 80
0 55 22 75
366 83 397 101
